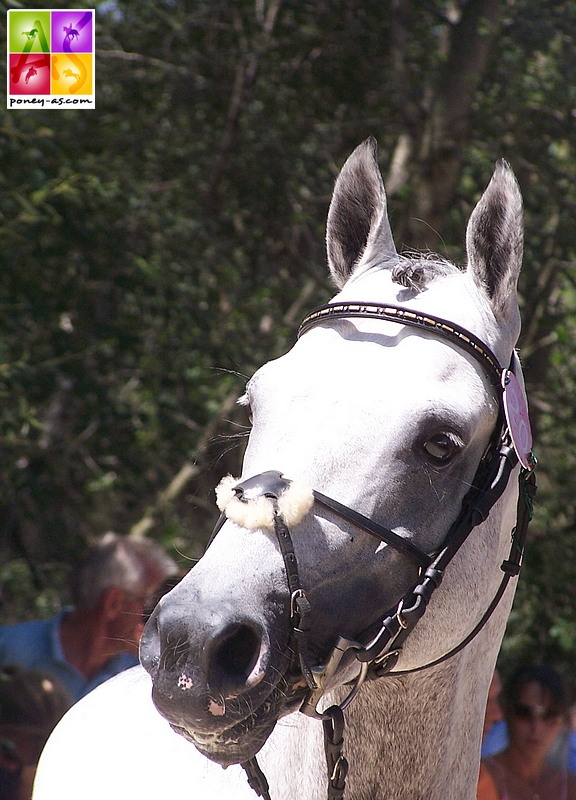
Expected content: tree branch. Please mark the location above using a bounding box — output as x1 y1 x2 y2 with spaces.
129 390 239 538
97 49 191 76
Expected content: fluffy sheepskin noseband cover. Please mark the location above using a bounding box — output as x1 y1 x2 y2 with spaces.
215 474 314 530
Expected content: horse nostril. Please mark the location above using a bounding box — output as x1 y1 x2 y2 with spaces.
210 624 264 692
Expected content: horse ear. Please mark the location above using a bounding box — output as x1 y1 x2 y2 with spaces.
465 160 523 322
326 137 397 288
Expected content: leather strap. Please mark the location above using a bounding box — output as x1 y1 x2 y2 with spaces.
273 508 317 690
241 757 272 800
379 467 536 677
323 706 348 800
313 491 432 570
299 302 503 389
356 442 522 669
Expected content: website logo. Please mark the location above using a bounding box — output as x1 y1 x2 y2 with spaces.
7 10 95 109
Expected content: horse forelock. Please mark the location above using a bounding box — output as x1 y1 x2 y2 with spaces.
391 253 461 290
348 251 460 295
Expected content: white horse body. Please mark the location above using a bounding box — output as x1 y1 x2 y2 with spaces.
34 139 526 800
34 666 328 799
34 648 508 799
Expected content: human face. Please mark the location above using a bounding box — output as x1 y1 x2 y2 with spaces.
507 681 566 760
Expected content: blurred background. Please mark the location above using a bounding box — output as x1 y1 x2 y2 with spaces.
0 0 575 680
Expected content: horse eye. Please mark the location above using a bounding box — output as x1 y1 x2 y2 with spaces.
422 433 459 464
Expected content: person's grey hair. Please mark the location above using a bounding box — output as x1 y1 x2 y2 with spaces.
72 532 179 610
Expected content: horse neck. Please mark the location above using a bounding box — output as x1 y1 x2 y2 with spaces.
261 635 502 800
344 660 484 800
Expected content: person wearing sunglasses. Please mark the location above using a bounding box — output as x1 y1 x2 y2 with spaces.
478 664 576 800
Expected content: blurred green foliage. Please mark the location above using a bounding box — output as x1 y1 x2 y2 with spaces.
0 0 575 685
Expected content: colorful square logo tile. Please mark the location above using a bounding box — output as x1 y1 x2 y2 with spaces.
8 11 51 53
52 53 93 96
7 9 95 109
9 53 51 95
51 11 94 54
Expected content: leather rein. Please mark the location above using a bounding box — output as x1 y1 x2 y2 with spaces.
213 301 536 800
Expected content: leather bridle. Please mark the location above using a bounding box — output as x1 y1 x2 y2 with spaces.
210 301 536 800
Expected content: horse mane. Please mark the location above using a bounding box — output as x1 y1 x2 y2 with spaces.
390 252 461 292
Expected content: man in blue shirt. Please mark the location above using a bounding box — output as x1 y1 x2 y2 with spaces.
0 533 179 702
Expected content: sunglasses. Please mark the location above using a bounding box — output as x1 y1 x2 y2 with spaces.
512 702 562 723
